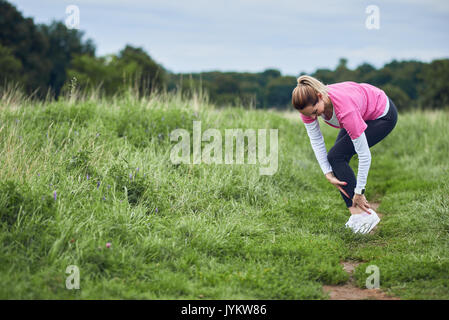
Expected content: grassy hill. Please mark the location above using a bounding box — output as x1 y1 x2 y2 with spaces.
0 90 448 299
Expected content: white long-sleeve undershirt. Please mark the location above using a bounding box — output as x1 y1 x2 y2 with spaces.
304 120 371 192
304 120 333 175
352 132 371 191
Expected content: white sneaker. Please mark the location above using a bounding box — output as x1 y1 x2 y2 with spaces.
345 209 380 234
345 214 365 233
359 209 380 234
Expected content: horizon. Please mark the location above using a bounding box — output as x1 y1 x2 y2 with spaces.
7 0 449 76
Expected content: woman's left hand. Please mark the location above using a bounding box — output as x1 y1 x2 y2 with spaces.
352 194 371 213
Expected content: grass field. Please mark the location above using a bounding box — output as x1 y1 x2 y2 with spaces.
1 90 448 299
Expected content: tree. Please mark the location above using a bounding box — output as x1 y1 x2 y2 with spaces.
417 59 449 108
333 58 355 82
258 69 281 87
0 44 23 84
383 60 425 101
65 54 121 96
66 45 167 97
265 76 296 109
0 0 51 96
39 21 95 96
0 1 95 97
115 45 166 95
381 84 411 111
353 63 377 83
312 68 336 85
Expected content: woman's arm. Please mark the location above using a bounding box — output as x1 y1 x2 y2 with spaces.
351 131 371 194
335 104 371 201
304 120 333 174
351 131 372 212
304 120 351 199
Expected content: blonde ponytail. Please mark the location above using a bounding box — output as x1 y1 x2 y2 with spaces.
292 75 328 110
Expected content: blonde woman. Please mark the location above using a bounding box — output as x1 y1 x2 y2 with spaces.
292 76 398 234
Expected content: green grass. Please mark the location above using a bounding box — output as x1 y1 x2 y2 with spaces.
0 91 448 299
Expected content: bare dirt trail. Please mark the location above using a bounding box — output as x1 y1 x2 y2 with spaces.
322 203 400 300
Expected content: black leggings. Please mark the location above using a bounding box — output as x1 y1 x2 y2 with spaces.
327 97 398 207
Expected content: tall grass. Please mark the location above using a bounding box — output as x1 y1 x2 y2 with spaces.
0 86 448 299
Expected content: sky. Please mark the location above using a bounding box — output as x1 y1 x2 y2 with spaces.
8 0 449 76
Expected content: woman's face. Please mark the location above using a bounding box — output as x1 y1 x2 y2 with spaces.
299 93 326 120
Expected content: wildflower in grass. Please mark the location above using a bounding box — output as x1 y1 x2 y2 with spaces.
161 117 165 121
106 242 111 248
53 191 57 201
129 173 133 180
158 133 163 139
87 174 89 180
155 207 158 213
136 167 139 172
96 133 100 137
107 185 111 189
102 196 106 201
97 181 101 189
37 173 40 177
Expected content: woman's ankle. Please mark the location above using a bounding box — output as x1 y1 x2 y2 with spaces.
348 206 364 215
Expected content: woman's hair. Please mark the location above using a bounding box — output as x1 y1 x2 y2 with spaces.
291 75 328 110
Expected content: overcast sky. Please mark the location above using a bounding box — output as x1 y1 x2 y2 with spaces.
9 0 449 75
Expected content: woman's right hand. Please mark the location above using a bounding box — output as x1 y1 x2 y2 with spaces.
325 172 350 199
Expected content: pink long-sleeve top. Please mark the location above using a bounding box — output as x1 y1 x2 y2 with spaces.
300 81 388 140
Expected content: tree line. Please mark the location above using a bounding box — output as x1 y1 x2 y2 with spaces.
1 0 448 110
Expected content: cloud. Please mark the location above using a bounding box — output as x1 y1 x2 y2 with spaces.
9 0 449 74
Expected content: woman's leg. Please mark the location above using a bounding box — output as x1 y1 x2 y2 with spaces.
327 98 398 209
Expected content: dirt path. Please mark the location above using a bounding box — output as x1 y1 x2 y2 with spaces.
322 202 400 300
